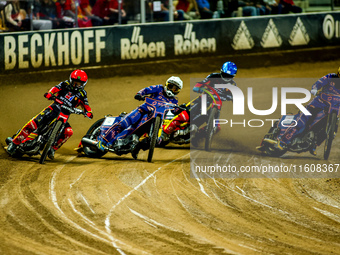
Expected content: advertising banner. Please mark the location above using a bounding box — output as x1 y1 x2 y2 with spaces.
0 12 340 74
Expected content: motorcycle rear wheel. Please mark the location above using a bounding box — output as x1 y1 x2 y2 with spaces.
83 118 107 158
148 116 161 162
324 112 337 160
40 121 62 164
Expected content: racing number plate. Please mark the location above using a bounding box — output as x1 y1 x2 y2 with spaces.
102 117 116 126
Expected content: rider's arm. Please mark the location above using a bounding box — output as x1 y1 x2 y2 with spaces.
44 84 63 99
77 90 93 118
311 74 331 95
137 85 163 96
193 74 213 93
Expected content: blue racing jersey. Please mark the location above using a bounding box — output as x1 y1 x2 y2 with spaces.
312 73 340 95
137 84 178 104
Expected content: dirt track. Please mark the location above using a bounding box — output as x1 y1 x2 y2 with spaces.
0 60 340 254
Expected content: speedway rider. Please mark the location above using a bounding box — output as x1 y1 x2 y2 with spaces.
6 70 93 159
97 76 183 152
270 67 340 155
160 61 237 144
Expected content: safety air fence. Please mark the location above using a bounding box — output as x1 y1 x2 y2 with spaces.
1 11 340 74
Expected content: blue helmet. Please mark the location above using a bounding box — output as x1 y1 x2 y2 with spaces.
221 62 237 81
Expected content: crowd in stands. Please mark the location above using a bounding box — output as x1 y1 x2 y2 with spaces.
0 0 303 32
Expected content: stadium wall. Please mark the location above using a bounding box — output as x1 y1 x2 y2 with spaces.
1 11 340 82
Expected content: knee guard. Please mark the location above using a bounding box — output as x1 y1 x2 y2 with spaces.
53 127 73 150
177 110 189 122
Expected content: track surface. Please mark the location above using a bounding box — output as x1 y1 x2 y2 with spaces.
1 61 340 254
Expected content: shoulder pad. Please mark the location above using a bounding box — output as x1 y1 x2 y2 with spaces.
207 73 220 79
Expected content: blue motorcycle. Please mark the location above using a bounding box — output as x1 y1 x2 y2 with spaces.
257 92 340 160
79 97 180 162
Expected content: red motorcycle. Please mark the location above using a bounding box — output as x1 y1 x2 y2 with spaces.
158 84 222 151
6 96 87 164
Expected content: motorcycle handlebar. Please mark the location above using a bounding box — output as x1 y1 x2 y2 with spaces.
144 96 180 110
61 105 85 116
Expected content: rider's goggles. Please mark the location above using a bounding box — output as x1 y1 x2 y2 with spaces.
73 81 85 89
221 72 234 79
167 83 181 94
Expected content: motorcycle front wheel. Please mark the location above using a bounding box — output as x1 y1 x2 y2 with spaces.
324 112 337 160
148 116 161 162
205 107 218 151
40 121 62 164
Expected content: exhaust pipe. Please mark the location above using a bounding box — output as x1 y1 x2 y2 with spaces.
81 137 99 150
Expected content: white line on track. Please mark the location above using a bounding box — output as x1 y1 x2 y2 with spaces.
104 153 190 239
50 156 126 255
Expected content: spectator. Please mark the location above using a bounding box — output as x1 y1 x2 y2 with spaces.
196 0 214 18
280 0 302 13
56 0 76 20
149 0 185 21
215 0 239 17
39 0 71 28
89 0 97 7
4 0 30 31
32 0 53 30
238 0 258 16
256 0 271 15
263 0 281 14
78 0 103 26
175 0 200 20
92 0 128 25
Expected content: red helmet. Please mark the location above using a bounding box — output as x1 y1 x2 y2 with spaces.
69 69 88 90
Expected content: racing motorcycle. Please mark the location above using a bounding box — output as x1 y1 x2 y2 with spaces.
5 96 87 164
79 96 180 162
191 85 223 151
157 95 220 152
257 92 340 159
157 102 191 147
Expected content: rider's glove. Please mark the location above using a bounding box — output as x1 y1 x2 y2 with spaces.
311 89 318 96
44 92 53 100
86 112 93 119
179 103 188 110
311 88 322 96
134 93 145 101
193 87 202 93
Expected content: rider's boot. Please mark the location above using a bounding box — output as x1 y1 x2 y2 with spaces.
190 124 200 147
158 131 169 145
48 148 56 159
6 142 18 156
190 124 198 134
131 145 140 160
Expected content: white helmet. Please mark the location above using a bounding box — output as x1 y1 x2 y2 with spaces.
164 76 183 98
